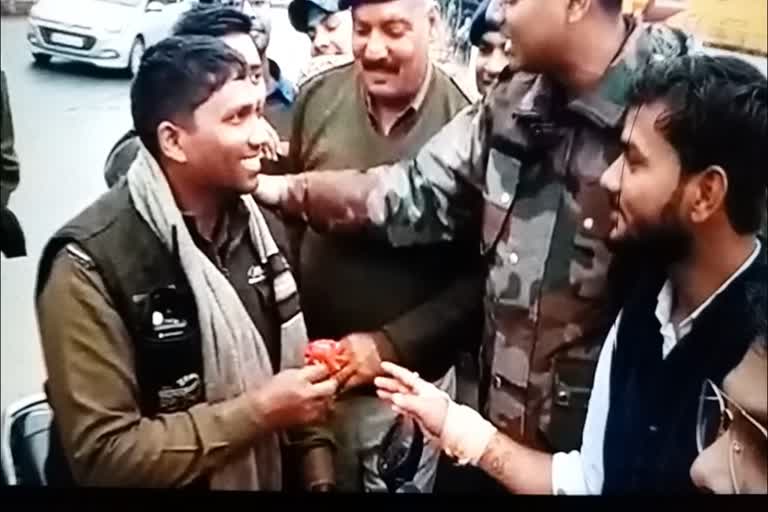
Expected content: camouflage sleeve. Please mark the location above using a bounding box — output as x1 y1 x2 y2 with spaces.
368 102 489 246
380 263 486 379
281 102 489 246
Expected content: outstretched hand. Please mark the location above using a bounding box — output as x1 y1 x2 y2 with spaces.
374 361 450 439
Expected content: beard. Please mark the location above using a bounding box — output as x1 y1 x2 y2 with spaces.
607 195 694 270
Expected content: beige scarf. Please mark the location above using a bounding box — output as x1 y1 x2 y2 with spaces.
126 145 308 490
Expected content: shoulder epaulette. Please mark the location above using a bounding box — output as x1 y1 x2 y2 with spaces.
297 56 354 91
434 62 480 104
64 243 95 270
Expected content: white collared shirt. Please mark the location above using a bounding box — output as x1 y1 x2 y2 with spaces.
550 240 762 495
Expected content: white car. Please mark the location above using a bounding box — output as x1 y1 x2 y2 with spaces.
27 0 193 76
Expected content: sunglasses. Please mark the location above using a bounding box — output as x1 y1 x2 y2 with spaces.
696 379 768 493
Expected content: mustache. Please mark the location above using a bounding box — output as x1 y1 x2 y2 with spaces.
361 59 400 74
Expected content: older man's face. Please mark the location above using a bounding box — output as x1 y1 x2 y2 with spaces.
351 0 434 104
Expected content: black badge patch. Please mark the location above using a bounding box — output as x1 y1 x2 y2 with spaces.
158 373 203 413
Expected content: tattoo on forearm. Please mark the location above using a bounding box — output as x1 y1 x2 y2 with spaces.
478 432 553 494
481 433 518 490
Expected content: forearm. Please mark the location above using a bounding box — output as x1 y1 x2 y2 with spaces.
437 398 553 494
276 168 383 234
61 393 271 487
477 432 554 494
381 266 485 379
268 104 484 246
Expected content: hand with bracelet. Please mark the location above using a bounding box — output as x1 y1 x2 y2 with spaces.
375 361 555 494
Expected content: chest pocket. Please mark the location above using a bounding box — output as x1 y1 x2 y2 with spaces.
481 149 522 252
132 284 204 415
567 131 620 299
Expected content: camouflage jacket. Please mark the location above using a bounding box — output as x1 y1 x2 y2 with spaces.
275 18 690 450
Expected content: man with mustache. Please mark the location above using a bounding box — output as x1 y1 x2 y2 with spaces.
253 0 692 488
373 53 767 494
35 35 338 490
286 0 483 493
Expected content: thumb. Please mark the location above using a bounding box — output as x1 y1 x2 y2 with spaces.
298 362 330 383
333 362 356 390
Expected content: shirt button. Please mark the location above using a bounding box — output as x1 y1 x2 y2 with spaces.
649 425 658 433
509 252 519 265
492 376 503 389
500 192 511 205
582 217 594 231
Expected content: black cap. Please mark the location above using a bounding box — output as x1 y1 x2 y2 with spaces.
288 0 343 33
338 0 395 10
469 0 497 46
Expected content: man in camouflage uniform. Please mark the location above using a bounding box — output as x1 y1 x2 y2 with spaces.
254 0 690 453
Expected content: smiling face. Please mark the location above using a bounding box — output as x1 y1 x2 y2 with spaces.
599 101 696 264
308 10 353 57
351 0 434 104
475 30 511 95
172 75 272 195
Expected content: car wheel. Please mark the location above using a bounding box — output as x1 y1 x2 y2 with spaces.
126 37 145 78
32 53 51 66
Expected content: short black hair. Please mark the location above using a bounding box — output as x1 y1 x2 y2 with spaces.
598 0 623 15
629 54 768 235
130 35 248 159
172 5 252 37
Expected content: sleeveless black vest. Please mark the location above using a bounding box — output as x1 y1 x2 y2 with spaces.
37 182 207 487
602 244 766 494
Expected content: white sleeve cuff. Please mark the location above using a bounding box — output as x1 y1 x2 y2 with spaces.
551 450 589 495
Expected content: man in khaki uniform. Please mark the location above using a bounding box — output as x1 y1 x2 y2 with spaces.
255 0 691 458
287 0 485 492
36 36 337 490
